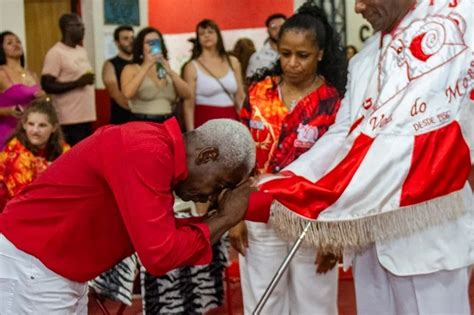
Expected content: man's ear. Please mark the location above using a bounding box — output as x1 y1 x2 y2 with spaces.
195 147 219 165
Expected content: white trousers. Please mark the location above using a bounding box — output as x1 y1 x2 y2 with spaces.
240 221 338 315
353 245 471 315
0 234 88 314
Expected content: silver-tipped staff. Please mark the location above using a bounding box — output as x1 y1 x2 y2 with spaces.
252 221 312 315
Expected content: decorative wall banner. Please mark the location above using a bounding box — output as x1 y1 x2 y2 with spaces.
104 0 140 25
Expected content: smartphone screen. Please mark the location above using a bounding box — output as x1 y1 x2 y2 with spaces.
149 39 162 56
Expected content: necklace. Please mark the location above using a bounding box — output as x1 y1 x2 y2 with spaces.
280 75 320 110
6 65 27 79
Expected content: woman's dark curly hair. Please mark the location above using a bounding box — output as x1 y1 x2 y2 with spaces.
249 1 348 96
6 97 65 161
132 27 168 64
0 31 25 67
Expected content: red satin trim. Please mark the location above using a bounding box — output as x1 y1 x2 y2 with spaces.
260 134 374 219
400 121 470 206
349 116 364 135
245 191 274 223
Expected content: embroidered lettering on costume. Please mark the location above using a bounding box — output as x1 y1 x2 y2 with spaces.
369 114 392 131
445 60 474 103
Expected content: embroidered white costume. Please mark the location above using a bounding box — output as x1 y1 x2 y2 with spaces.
252 1 473 313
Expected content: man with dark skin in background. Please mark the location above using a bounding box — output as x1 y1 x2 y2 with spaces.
41 13 96 146
245 0 474 314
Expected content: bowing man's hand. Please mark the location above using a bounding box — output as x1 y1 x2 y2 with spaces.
217 177 257 227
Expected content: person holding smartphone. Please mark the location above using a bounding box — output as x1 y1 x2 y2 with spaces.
121 27 191 123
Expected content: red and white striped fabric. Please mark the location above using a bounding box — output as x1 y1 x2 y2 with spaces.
256 0 474 253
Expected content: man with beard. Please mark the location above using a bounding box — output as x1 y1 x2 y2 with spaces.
246 0 474 314
246 13 286 78
102 25 134 124
41 13 96 146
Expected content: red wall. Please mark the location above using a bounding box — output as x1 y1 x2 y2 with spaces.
93 89 110 129
149 0 293 33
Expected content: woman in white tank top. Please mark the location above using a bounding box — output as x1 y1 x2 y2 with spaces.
182 19 245 131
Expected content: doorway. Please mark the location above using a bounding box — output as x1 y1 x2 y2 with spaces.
24 0 71 76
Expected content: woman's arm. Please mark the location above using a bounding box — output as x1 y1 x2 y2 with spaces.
0 67 10 92
30 71 46 97
230 56 245 111
0 107 20 117
102 61 129 109
0 69 22 117
182 62 197 131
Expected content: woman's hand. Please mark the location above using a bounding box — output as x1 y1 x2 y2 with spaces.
229 221 248 256
13 105 23 118
0 106 22 118
315 252 339 274
156 55 172 74
34 89 46 98
142 49 160 69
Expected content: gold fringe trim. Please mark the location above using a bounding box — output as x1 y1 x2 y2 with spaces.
269 190 466 254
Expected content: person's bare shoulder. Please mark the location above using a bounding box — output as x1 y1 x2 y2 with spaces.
182 61 197 80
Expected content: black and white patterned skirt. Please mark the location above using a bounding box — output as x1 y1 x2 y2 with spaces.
141 237 229 314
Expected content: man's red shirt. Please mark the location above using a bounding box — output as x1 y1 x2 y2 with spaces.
0 118 212 282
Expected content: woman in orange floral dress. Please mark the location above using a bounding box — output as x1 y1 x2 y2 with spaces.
231 3 348 314
0 98 69 211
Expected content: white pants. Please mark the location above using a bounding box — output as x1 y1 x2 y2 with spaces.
240 221 338 315
0 234 88 314
353 245 471 315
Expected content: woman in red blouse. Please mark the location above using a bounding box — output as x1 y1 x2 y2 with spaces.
233 3 348 314
0 98 69 210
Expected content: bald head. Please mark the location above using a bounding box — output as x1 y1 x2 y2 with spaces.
59 13 80 32
59 13 84 44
